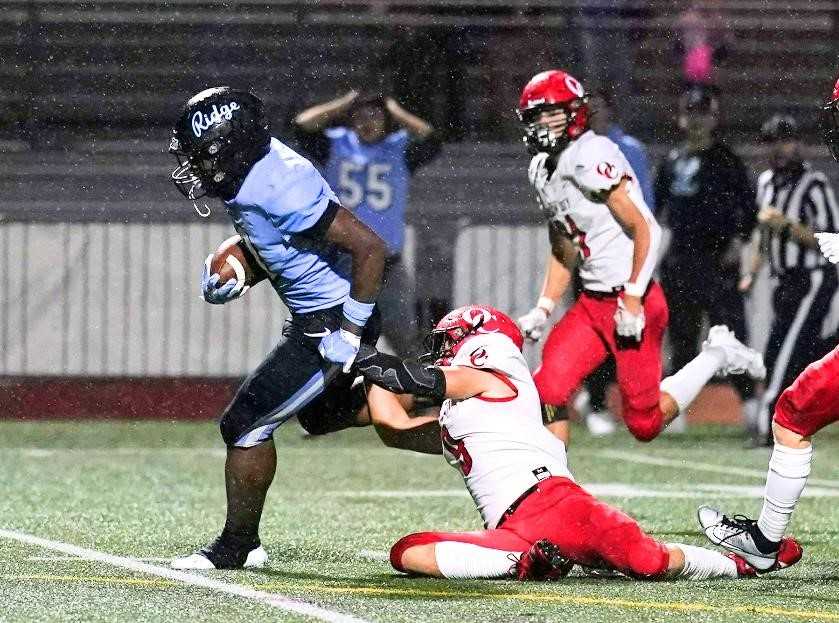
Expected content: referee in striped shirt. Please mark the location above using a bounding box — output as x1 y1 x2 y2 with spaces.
740 114 839 446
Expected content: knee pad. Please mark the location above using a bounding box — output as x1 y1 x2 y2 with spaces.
624 537 670 579
534 371 574 407
623 404 664 442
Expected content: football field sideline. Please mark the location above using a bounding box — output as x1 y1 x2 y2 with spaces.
0 528 370 623
3 565 839 622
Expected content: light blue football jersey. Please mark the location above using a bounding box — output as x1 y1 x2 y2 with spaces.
323 128 411 255
224 137 351 314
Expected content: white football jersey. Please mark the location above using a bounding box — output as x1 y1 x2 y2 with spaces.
438 333 573 529
528 130 658 292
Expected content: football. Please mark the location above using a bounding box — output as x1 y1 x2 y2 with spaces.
210 234 268 287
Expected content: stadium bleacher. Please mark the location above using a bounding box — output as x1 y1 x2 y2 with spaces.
1 1 836 144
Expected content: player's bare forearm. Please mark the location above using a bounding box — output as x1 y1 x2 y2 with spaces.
294 90 358 132
540 253 570 302
385 98 433 138
626 219 651 286
367 385 436 431
606 179 659 302
609 193 650 283
541 224 573 303
367 383 442 454
324 208 385 331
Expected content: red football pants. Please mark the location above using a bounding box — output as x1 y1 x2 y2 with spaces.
774 343 839 437
533 282 670 441
390 476 670 580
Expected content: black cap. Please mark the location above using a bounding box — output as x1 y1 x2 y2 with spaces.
761 114 798 142
680 86 718 114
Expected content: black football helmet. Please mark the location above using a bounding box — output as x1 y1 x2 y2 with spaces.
169 87 271 211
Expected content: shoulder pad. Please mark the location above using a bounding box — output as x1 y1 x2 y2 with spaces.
571 136 625 196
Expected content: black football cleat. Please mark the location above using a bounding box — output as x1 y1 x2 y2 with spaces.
516 539 574 581
171 531 268 570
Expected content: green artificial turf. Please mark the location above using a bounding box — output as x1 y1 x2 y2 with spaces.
1 420 838 622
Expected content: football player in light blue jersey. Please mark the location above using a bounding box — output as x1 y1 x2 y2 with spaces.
168 87 386 569
295 91 442 354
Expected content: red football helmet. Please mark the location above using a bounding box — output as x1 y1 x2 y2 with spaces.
822 74 839 161
517 69 590 154
423 305 524 366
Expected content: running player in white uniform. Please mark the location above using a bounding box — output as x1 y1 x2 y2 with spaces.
355 305 801 581
514 69 766 443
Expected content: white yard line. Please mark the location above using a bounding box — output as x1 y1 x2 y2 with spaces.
0 529 369 623
330 490 470 498
328 482 839 499
17 448 228 458
356 550 390 562
596 449 839 488
26 556 174 563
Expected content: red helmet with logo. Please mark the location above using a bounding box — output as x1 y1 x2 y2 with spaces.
822 73 839 161
517 69 590 154
423 305 524 366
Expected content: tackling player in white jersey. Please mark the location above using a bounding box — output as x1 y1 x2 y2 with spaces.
355 305 801 581
515 69 765 443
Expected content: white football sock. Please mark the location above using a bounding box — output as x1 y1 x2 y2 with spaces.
660 350 725 413
434 542 520 579
757 443 813 544
671 543 738 580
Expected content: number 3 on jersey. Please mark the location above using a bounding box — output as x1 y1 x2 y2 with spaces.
337 160 393 211
442 426 472 476
563 214 590 259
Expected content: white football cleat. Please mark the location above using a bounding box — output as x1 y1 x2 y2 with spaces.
697 505 777 571
585 411 617 436
702 325 766 380
171 540 268 570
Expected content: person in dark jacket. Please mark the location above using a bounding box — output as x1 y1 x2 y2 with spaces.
655 86 757 408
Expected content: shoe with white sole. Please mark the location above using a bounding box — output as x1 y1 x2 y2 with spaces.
702 325 766 380
725 538 803 577
172 532 268 570
696 505 801 572
585 411 617 436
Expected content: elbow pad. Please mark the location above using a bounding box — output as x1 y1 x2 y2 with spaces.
355 346 447 402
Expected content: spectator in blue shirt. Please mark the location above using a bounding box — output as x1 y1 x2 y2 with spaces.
589 88 655 210
294 92 443 355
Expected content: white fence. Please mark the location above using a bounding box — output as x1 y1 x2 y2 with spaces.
2 221 833 376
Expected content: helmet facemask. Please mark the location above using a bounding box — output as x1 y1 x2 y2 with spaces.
421 316 486 366
170 133 241 217
169 87 271 217
822 97 839 162
519 101 584 155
